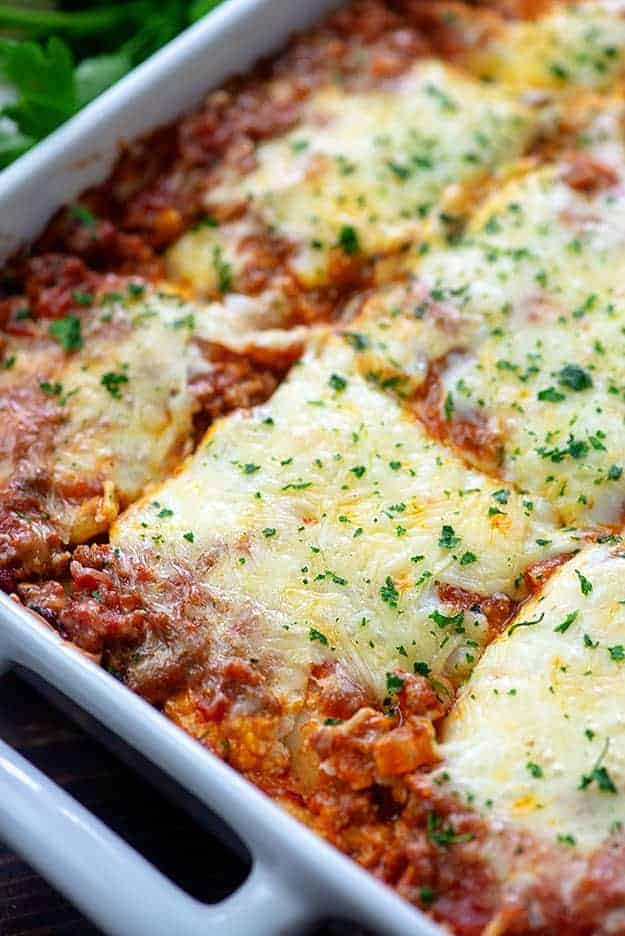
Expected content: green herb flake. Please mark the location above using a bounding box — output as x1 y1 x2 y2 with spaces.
538 386 565 402
426 812 473 847
508 612 544 637
49 315 83 352
386 672 404 694
70 204 96 227
337 224 360 255
439 524 460 549
380 576 400 609
101 370 129 399
579 738 617 794
576 569 593 596
429 609 464 629
459 551 477 565
558 364 593 392
39 380 63 396
329 373 348 393
309 628 329 646
554 610 578 634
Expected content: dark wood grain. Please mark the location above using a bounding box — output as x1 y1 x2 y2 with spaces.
0 671 368 936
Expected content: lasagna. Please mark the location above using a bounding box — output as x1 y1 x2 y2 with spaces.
4 0 625 931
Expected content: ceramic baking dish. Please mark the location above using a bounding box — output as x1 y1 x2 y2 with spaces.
0 2 443 933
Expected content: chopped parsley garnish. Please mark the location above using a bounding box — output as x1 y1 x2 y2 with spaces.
554 610 578 634
39 380 63 396
72 289 93 307
172 313 195 330
243 463 261 475
380 576 399 609
557 364 593 392
608 465 623 481
262 527 276 538
426 812 473 847
508 612 544 637
537 434 589 462
579 738 617 794
459 551 477 565
49 314 83 352
557 834 577 846
342 331 369 351
387 160 411 180
576 569 593 596
538 386 565 403
419 887 437 907
385 672 404 694
309 628 329 646
429 609 464 629
127 281 145 298
337 224 360 255
329 373 347 393
212 245 232 293
414 661 431 677
526 761 544 778
101 370 129 399
70 204 96 227
439 524 460 549
182 531 195 543
608 645 625 662
193 214 218 229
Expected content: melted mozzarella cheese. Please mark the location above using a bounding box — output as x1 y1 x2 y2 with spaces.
113 334 574 708
348 104 625 525
466 1 625 91
43 292 199 541
343 278 485 397
441 543 625 852
166 218 256 299
425 148 625 525
8 287 303 546
168 61 535 294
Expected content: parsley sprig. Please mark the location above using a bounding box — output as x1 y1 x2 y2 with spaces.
0 1 224 169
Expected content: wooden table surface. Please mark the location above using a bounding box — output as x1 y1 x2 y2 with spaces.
0 671 366 936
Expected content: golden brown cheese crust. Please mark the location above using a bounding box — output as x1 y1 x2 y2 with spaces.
6 1 625 933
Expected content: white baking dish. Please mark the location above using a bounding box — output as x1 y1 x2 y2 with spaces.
0 3 446 933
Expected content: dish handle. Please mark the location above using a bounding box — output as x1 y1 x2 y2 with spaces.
0 634 318 936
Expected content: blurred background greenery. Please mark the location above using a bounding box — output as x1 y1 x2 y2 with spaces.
0 0 224 168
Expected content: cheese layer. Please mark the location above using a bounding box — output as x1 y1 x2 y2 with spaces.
1 285 303 547
112 335 573 706
167 61 536 293
441 542 625 852
349 104 625 525
466 1 625 91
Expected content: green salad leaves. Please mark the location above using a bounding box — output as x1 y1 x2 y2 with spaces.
0 1 224 168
